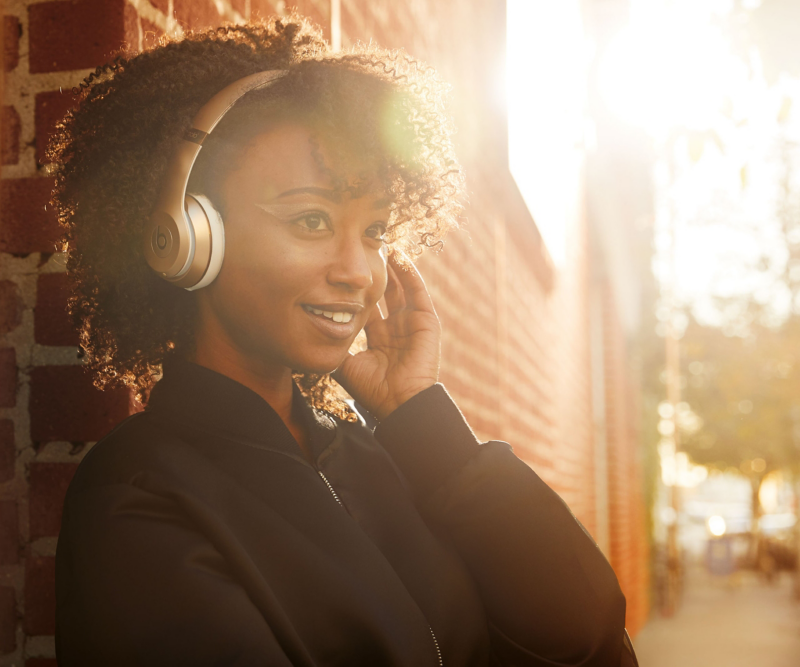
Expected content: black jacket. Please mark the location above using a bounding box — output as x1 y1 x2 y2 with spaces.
55 357 637 666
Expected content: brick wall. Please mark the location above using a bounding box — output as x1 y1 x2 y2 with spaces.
601 277 650 635
0 0 650 661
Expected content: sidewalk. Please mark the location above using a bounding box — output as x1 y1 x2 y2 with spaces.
633 568 800 667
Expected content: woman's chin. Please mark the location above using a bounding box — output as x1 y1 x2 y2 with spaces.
291 354 348 377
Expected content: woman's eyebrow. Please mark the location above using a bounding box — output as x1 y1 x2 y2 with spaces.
271 188 390 209
274 187 341 201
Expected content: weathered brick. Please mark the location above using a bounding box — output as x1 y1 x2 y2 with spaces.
0 501 19 565
0 500 19 565
291 1 329 41
249 0 273 16
124 1 139 49
0 280 22 334
0 177 59 255
29 366 131 444
28 0 126 74
3 15 19 72
173 0 221 30
140 17 165 50
29 462 78 540
0 420 13 483
23 557 55 636
0 349 16 408
1 105 20 165
0 586 16 654
34 90 75 167
35 273 78 347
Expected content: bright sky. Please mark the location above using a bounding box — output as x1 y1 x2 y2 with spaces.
507 0 800 327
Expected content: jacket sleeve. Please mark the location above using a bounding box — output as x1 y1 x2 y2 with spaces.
373 383 631 667
55 482 296 667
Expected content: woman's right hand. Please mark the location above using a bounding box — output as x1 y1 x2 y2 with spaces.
335 254 441 421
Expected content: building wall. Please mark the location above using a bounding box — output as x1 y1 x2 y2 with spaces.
0 0 649 662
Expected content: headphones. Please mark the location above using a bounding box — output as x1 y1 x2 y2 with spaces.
143 70 287 291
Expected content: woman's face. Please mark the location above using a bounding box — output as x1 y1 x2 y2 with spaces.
196 123 390 375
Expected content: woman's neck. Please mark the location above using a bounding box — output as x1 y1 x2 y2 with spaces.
188 327 311 460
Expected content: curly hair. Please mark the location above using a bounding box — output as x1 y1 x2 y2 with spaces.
48 14 464 417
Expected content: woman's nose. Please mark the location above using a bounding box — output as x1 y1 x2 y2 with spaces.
326 235 374 290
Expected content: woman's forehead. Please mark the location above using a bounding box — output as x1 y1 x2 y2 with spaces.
224 122 389 203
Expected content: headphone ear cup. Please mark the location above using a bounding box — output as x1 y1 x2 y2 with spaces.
184 193 225 291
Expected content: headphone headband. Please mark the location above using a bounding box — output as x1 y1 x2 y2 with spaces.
144 70 288 288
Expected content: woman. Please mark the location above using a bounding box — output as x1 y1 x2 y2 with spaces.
51 15 638 666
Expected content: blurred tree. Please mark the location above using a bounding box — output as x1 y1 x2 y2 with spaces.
674 130 800 511
636 0 800 595
679 318 800 503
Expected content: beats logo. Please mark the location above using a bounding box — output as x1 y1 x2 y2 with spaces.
151 225 173 258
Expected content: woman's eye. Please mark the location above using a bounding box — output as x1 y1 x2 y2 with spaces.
294 213 331 231
365 223 387 241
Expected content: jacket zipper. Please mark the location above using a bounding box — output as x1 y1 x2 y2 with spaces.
430 626 443 666
315 469 443 666
317 470 343 506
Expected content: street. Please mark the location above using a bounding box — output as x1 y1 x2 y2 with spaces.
633 567 800 667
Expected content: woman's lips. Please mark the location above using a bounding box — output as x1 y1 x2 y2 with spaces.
302 307 358 340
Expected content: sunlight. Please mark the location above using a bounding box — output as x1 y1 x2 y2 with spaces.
707 514 727 536
506 0 587 268
597 0 800 320
598 2 746 138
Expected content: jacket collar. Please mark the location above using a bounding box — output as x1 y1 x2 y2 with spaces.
145 355 336 460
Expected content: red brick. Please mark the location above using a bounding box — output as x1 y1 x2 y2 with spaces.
0 280 22 334
29 462 78 540
290 2 329 41
249 0 273 15
0 586 16 653
28 0 126 74
124 2 139 50
0 420 13 483
34 90 75 167
141 17 165 50
0 349 16 408
23 557 55 636
3 16 19 72
35 273 78 347
29 366 131 444
1 105 20 165
173 0 221 30
0 177 59 255
0 501 18 565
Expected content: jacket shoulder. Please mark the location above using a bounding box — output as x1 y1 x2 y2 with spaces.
67 411 196 496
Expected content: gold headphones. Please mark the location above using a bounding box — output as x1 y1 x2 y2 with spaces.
143 70 287 290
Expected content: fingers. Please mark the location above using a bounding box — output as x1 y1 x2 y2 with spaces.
388 253 437 316
331 351 355 386
364 302 384 329
383 261 406 315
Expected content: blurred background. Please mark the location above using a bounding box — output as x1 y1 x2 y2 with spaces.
1 0 799 665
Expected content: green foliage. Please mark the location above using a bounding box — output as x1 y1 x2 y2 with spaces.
679 317 800 478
